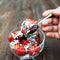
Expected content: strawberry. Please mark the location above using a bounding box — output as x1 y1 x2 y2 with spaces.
17 35 21 40
14 31 21 40
35 46 40 53
13 30 18 35
8 31 18 42
14 44 25 56
28 45 40 56
36 34 41 44
27 19 37 24
22 29 27 34
21 40 29 45
8 34 14 42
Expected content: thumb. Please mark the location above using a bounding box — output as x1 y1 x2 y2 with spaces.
42 9 60 17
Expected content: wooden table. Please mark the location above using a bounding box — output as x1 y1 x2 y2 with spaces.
0 0 60 60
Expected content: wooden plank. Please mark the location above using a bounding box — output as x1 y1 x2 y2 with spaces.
43 37 60 60
50 0 60 8
0 0 23 60
55 0 60 6
40 0 57 9
12 55 19 60
35 52 43 60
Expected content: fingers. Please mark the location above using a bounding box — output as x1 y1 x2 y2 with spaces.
42 25 58 32
42 18 58 26
45 32 60 38
42 9 60 39
42 10 60 17
42 17 60 39
42 18 52 26
58 18 60 36
52 18 58 25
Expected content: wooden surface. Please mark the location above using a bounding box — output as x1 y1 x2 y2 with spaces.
0 0 60 60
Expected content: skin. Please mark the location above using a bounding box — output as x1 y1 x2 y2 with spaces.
42 9 60 38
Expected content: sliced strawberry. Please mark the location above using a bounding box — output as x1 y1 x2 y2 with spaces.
21 40 29 45
36 34 41 44
14 44 26 56
22 29 27 34
8 34 14 42
35 46 40 53
28 46 36 56
14 30 18 35
27 19 38 24
8 30 18 42
13 30 20 40
17 35 21 40
28 45 40 56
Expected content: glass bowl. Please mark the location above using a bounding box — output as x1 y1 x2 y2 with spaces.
8 27 45 60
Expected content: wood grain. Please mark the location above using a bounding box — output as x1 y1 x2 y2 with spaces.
0 0 60 60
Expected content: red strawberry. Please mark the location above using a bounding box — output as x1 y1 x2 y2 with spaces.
8 34 14 42
28 45 40 56
14 44 25 56
14 31 21 40
22 29 27 34
8 30 21 42
35 46 40 53
8 31 18 42
17 35 21 40
27 19 37 24
21 40 29 45
36 34 41 44
14 30 18 35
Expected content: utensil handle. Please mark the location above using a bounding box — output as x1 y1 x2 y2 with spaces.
38 14 52 25
55 6 60 10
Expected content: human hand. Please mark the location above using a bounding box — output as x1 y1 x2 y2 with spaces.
42 9 60 38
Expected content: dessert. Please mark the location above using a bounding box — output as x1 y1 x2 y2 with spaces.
8 18 41 56
28 45 40 56
14 44 26 56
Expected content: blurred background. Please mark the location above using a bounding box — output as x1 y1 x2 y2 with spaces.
0 0 60 60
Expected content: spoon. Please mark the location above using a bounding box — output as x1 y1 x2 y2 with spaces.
38 6 60 25
38 13 52 25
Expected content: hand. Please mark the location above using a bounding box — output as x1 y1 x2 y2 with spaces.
42 9 60 38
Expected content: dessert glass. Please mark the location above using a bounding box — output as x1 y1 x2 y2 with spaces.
8 26 45 60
